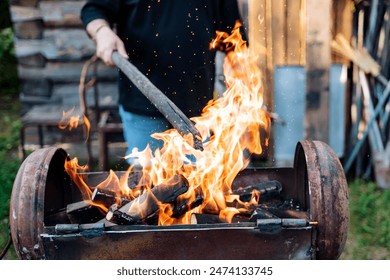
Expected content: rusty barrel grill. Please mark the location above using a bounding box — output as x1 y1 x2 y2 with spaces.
9 140 349 260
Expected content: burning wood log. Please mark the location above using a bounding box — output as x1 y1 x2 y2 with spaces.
105 175 189 225
105 203 139 225
249 206 279 222
234 180 282 202
190 213 221 224
91 188 130 209
171 188 203 218
249 199 309 222
66 200 105 224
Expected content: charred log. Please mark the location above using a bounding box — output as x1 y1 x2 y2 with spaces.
91 188 130 209
171 188 203 218
66 200 105 224
235 180 282 202
105 204 140 225
105 175 189 225
250 198 308 221
249 206 279 222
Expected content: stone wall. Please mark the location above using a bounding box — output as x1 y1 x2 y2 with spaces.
9 0 118 115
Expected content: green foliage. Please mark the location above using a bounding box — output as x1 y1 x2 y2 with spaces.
0 26 18 99
0 28 15 59
0 4 20 258
0 155 20 218
344 179 390 259
0 114 20 259
0 113 21 220
0 118 21 151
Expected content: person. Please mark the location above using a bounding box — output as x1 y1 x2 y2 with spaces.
80 0 244 164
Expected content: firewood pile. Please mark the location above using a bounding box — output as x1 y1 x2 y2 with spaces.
334 0 390 189
54 175 309 227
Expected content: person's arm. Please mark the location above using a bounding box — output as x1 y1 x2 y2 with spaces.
86 19 128 66
81 1 128 66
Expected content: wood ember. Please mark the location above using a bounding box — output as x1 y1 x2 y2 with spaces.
171 187 203 218
190 213 221 224
235 180 282 202
91 188 130 209
64 178 310 227
106 204 139 225
249 206 279 222
66 200 105 224
105 175 189 225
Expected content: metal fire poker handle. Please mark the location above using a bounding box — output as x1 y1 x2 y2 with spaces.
111 52 203 151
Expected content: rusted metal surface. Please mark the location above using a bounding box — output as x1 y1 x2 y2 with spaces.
294 140 350 259
40 224 313 260
9 147 69 259
9 141 349 260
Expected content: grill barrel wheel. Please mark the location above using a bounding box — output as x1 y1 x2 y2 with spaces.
294 140 349 260
9 147 69 259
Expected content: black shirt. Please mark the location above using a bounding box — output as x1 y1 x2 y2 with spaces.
81 0 242 117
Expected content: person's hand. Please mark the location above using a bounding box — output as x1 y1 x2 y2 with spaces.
86 19 129 66
95 26 128 66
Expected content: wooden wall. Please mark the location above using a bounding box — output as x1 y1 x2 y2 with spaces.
9 0 352 160
248 0 352 104
9 0 118 115
10 0 352 117
247 0 352 148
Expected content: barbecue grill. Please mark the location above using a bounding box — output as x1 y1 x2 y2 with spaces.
9 140 349 260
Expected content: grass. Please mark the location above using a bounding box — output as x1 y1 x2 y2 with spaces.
340 180 390 259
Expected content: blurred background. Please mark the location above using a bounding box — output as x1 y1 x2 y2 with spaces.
1 0 390 259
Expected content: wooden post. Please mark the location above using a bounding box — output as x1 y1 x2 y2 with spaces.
331 0 353 64
271 0 287 66
248 0 274 160
305 0 331 142
248 0 270 106
286 0 305 65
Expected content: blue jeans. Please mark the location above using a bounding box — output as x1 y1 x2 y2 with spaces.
119 105 171 164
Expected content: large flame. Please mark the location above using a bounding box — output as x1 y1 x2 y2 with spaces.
64 22 270 225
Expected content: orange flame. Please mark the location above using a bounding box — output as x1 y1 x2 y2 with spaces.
58 107 91 142
65 22 270 225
